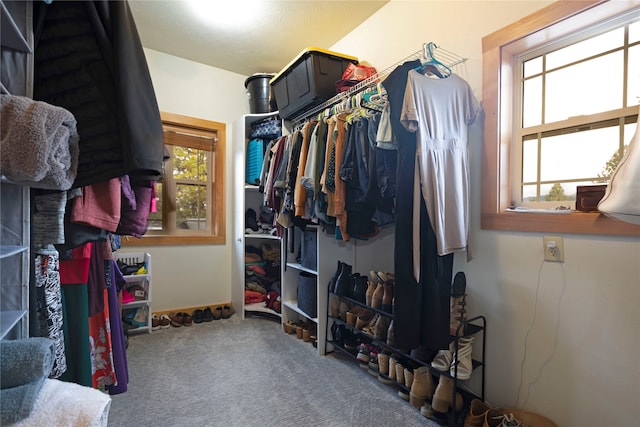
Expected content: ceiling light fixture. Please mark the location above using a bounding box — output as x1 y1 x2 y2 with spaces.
186 0 265 29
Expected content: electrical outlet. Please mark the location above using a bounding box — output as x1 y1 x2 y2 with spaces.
543 236 564 262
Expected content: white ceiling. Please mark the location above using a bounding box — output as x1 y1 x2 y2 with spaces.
128 1 388 77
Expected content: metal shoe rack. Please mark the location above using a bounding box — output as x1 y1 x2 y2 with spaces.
326 288 486 427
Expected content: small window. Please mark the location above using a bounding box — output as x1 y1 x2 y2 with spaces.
481 1 640 236
124 112 226 245
516 19 638 210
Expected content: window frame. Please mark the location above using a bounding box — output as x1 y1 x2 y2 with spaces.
481 0 640 236
123 111 226 246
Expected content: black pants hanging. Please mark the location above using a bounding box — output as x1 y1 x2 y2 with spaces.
384 60 452 352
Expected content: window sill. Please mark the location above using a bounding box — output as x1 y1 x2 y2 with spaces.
481 211 640 236
121 235 226 246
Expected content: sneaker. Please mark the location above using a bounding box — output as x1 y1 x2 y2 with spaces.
159 314 171 329
212 306 223 320
356 343 371 363
151 314 161 331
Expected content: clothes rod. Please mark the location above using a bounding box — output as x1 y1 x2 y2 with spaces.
290 42 467 125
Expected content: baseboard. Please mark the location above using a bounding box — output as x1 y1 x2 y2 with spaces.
152 302 232 316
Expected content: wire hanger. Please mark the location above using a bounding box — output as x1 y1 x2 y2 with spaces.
415 42 451 78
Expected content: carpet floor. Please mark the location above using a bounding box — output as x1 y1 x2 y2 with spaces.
108 314 440 427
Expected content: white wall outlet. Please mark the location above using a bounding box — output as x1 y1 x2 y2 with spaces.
543 236 564 262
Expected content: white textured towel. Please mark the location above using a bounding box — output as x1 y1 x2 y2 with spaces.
0 94 79 190
7 379 111 427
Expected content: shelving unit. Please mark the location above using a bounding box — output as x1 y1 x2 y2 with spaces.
115 252 152 334
1 0 33 341
326 288 485 426
231 113 284 320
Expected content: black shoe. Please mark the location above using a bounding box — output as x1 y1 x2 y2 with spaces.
202 307 214 322
245 208 259 232
192 309 204 324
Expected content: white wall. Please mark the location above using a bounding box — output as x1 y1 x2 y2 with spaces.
117 48 249 311
331 1 640 426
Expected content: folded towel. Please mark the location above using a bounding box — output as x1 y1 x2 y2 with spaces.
0 377 46 425
0 338 54 389
6 379 112 427
0 94 79 190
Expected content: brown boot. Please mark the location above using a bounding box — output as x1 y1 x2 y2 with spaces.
450 272 467 336
395 362 404 385
404 367 414 389
382 282 394 313
371 283 384 309
386 320 395 346
374 315 391 341
365 280 377 306
410 366 435 408
388 356 397 381
464 399 491 427
432 375 454 413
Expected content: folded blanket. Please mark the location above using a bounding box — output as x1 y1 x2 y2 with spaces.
0 338 54 389
0 377 46 425
7 379 112 427
0 94 79 190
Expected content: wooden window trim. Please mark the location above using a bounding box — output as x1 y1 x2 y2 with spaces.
123 111 226 246
481 0 640 236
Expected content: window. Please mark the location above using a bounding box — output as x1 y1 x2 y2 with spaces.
481 1 640 236
124 112 226 245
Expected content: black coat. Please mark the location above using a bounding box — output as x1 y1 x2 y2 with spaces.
33 0 164 187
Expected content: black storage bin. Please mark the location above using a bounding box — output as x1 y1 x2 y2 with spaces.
300 228 317 271
245 73 276 114
298 272 317 319
270 48 358 120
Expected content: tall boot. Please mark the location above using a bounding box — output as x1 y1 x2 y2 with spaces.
352 274 369 304
388 356 397 381
333 262 352 297
410 366 435 408
365 280 376 306
328 261 343 293
382 282 394 313
386 320 395 347
374 315 391 341
450 272 468 336
371 283 384 309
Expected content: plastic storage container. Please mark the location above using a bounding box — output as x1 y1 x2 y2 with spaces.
270 48 358 120
245 73 276 114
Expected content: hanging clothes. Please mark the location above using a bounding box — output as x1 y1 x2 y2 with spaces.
401 71 480 263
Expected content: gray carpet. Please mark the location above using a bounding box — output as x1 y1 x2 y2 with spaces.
108 315 439 427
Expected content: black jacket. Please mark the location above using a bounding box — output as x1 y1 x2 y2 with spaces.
33 0 164 187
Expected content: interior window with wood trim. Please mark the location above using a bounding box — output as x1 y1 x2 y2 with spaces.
125 112 226 245
482 0 640 236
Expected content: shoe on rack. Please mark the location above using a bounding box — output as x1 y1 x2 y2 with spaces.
450 271 468 336
431 341 455 371
410 366 435 409
432 376 464 414
450 336 475 380
356 343 372 363
245 208 260 232
374 315 391 341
